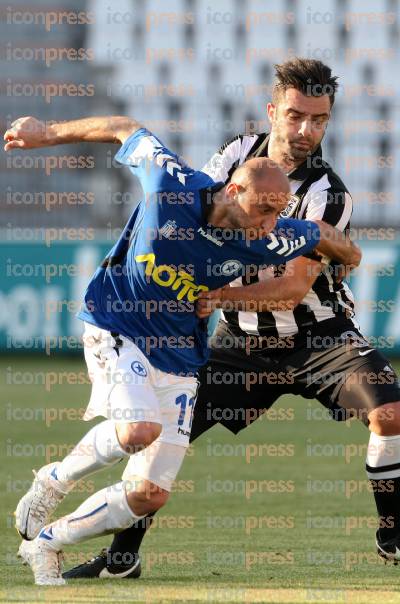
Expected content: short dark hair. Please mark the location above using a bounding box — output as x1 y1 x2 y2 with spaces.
272 58 339 106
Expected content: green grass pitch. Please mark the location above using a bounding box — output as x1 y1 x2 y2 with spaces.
2 356 400 603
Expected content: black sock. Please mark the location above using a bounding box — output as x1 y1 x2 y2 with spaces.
369 477 400 542
366 432 400 543
108 513 155 565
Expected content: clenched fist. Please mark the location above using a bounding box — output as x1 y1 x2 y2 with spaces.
196 287 227 318
4 116 50 151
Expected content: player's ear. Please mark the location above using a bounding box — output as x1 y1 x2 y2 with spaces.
225 181 236 195
267 103 275 124
225 182 241 201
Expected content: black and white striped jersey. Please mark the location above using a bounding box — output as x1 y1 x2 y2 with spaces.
201 133 356 338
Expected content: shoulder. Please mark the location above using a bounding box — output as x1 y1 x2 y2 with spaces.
302 162 352 228
202 132 266 183
219 132 266 156
308 162 350 197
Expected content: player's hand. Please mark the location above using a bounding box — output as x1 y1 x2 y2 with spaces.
348 239 362 268
4 117 49 151
196 287 226 318
332 240 361 282
336 238 361 281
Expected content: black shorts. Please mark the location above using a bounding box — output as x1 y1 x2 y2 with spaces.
189 318 400 442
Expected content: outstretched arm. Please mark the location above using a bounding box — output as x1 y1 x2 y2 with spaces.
4 116 141 151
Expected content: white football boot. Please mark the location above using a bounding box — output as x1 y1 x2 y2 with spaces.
15 462 71 540
18 537 65 586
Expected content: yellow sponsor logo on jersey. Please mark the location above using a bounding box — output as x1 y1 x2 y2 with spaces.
135 253 208 302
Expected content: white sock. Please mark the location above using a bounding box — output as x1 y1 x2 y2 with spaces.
366 432 400 479
56 420 128 483
41 482 144 549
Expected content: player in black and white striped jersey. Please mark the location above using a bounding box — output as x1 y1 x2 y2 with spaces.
63 58 400 579
202 130 354 341
195 58 400 563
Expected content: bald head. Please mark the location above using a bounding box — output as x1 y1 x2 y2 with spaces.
209 157 292 238
230 157 290 198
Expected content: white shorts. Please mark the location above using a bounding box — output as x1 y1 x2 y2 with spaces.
82 323 198 447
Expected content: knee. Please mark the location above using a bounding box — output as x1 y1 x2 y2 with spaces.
126 481 169 516
368 402 400 436
116 421 162 453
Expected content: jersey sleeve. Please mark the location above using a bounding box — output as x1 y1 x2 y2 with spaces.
201 134 259 183
114 128 212 194
303 185 353 232
266 218 320 262
301 180 353 264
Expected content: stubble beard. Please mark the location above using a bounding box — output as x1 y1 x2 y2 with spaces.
276 132 313 163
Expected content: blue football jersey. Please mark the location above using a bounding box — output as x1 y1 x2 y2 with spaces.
78 128 320 375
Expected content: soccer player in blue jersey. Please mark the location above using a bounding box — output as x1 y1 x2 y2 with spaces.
4 115 359 584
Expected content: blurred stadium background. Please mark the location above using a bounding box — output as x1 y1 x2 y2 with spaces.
0 0 399 355
1 1 400 598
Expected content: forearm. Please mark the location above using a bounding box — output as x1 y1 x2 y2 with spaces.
220 277 302 312
4 115 141 151
46 116 140 146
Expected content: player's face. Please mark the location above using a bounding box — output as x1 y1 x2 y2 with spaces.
231 182 291 238
267 88 331 163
